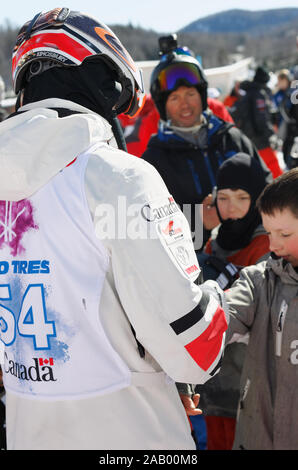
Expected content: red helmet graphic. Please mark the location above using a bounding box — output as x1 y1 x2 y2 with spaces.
12 8 145 117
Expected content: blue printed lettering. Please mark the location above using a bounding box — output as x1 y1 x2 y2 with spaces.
10 260 50 274
40 260 50 274
28 260 41 274
0 262 9 274
19 261 27 274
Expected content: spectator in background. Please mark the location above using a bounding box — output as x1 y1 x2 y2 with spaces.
118 91 233 158
118 35 235 160
229 66 283 178
142 49 271 247
277 66 298 169
272 69 292 129
223 79 243 109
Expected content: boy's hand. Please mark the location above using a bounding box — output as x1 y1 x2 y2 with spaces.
202 194 220 230
180 393 202 416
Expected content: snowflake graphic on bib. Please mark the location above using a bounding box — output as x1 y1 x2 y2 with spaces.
0 200 38 255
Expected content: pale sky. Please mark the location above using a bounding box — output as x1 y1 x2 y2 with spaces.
1 1 298 32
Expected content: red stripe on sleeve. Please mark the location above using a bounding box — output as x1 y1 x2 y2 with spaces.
185 306 227 371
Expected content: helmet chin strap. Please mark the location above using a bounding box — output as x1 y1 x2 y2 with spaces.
92 77 128 152
108 110 127 152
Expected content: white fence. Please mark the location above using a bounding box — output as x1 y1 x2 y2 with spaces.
1 57 254 110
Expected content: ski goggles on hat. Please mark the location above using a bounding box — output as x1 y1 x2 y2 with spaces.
158 63 203 92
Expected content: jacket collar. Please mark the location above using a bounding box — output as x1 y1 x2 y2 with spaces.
267 254 298 285
19 98 99 116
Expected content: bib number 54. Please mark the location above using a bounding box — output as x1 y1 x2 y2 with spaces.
0 283 56 350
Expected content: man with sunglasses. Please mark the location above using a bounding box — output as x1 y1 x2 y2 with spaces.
142 50 272 244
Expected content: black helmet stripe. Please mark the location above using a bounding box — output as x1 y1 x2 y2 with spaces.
62 25 101 54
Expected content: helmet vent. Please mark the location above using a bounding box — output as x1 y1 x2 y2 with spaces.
57 8 70 22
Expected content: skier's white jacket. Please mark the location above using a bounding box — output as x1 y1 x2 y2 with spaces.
0 98 227 450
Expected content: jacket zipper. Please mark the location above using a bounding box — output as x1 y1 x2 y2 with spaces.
202 149 216 187
276 299 288 357
240 378 251 409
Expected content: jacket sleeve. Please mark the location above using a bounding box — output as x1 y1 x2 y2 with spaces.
224 264 263 344
87 149 228 385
